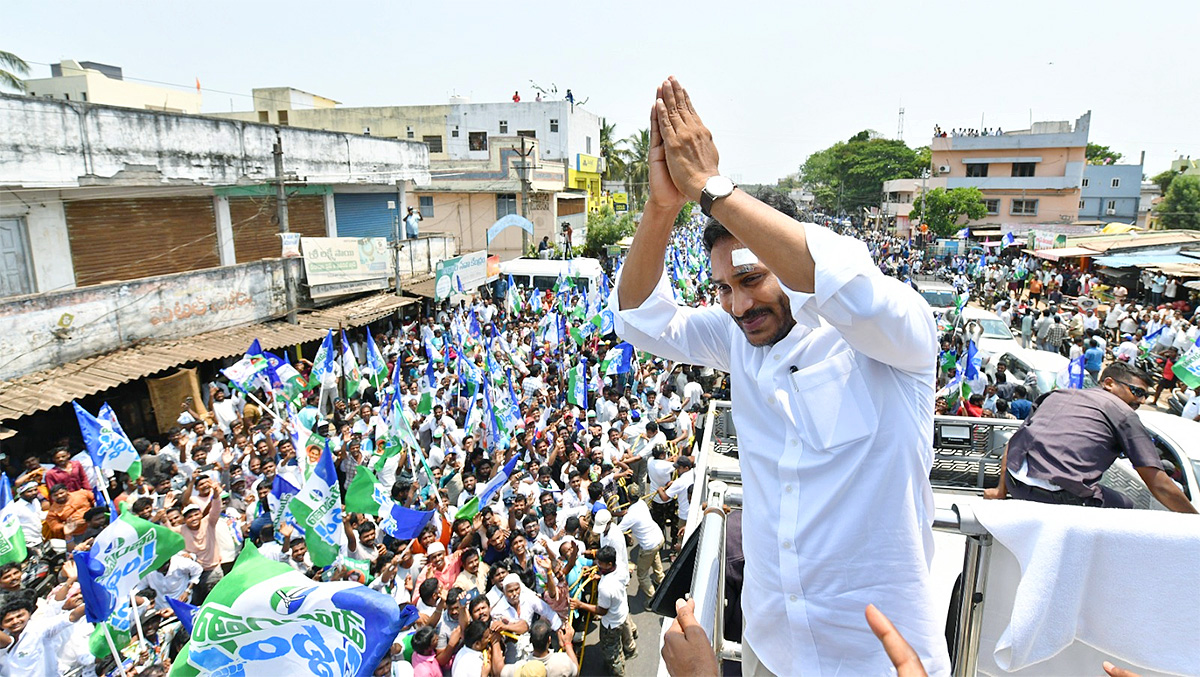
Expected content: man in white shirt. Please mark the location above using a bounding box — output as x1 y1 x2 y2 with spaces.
568 546 635 676
591 510 628 587
614 498 665 599
613 77 948 676
142 554 204 609
11 482 45 551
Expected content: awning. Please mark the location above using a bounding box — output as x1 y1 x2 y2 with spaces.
1091 251 1199 268
401 273 439 300
0 292 415 423
1031 246 1099 262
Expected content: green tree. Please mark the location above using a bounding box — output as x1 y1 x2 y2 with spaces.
1151 169 1180 196
674 202 697 227
583 205 637 257
600 120 626 182
623 129 650 209
910 187 988 238
799 131 927 214
1157 174 1200 230
1085 143 1123 165
0 50 29 92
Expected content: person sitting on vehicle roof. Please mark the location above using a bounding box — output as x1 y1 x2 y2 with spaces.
985 361 1197 513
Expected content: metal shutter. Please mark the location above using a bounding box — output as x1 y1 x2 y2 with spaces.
230 195 327 263
334 193 397 239
66 197 219 286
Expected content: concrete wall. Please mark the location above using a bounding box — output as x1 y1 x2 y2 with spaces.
0 259 292 380
0 94 431 189
410 191 555 261
396 235 458 278
0 198 74 292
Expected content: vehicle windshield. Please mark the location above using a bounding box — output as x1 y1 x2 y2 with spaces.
977 319 1015 340
920 291 956 308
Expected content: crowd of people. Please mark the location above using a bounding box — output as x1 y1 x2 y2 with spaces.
0 246 731 676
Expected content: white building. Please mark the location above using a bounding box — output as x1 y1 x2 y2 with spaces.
22 59 203 113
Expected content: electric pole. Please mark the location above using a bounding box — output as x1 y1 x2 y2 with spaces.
394 179 405 296
274 128 297 324
515 136 535 254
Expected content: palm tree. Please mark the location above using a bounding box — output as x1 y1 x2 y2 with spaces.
623 128 650 209
0 50 29 92
600 120 626 183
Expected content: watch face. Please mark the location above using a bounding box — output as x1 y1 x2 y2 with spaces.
705 176 735 197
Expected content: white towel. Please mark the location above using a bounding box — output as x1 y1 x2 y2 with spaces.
971 499 1200 675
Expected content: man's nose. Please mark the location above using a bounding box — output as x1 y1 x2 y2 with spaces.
730 289 754 317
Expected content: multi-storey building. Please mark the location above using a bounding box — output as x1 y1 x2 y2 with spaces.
22 59 203 113
929 112 1091 231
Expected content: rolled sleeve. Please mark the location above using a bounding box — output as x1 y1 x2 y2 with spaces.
800 224 937 378
607 270 733 373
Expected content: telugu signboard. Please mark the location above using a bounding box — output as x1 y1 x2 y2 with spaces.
301 237 392 299
434 250 488 301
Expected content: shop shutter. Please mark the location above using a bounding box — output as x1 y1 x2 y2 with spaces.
66 197 218 287
230 195 327 263
334 193 398 239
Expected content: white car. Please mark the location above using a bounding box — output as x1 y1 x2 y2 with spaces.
952 306 1022 358
915 279 957 320
983 347 1096 400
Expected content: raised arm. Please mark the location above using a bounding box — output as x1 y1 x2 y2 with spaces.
654 77 935 376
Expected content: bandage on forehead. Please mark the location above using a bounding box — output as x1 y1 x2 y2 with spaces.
730 248 759 267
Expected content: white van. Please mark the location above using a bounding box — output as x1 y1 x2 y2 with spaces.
498 257 606 293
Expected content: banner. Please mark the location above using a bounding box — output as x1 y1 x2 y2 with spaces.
486 215 534 245
434 250 489 300
301 237 391 298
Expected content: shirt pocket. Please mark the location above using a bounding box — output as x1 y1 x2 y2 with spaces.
787 350 879 453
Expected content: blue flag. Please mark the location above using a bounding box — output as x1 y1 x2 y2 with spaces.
964 340 980 381
1068 355 1086 389
310 330 337 387
378 502 435 541
270 475 304 539
1002 232 1016 247
74 402 143 481
0 475 11 510
168 596 200 634
479 454 520 507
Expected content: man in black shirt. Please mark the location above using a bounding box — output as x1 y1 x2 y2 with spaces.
986 362 1197 512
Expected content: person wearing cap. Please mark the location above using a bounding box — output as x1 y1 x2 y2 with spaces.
11 481 45 552
172 475 225 604
416 541 465 591
492 572 563 644
588 509 629 588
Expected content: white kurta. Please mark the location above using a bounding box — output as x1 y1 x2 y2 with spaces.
609 223 950 676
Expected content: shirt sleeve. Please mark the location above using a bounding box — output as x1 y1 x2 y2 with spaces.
1113 408 1163 470
608 271 733 373
799 224 938 379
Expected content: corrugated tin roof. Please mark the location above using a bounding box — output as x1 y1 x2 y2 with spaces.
0 292 416 423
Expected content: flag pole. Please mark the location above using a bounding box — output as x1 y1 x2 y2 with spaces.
103 623 131 677
128 589 147 646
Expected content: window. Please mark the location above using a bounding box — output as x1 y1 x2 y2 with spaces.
258 111 269 123
423 135 444 153
1081 178 1090 187
550 119 559 132
418 196 434 218
1111 178 1121 188
1079 200 1086 209
406 126 414 139
81 92 87 101
499 120 508 134
1011 199 1038 215
966 164 989 178
278 110 289 125
64 93 70 100
1107 200 1117 211
1011 162 1035 177
451 125 459 138
984 199 1000 215
496 193 518 219
469 131 488 151
517 130 536 139
586 136 592 154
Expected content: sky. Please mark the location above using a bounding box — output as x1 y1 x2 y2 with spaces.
7 0 1197 184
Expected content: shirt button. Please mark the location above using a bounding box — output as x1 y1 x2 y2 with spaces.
782 541 791 549
773 355 781 362
790 439 798 447
790 594 799 603
785 484 794 494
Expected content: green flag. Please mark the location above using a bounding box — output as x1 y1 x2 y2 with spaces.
345 466 387 515
0 505 27 566
1173 345 1200 389
287 446 343 568
454 496 480 521
417 392 434 415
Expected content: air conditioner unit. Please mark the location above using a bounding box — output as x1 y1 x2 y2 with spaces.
938 165 951 174
1106 208 1116 215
